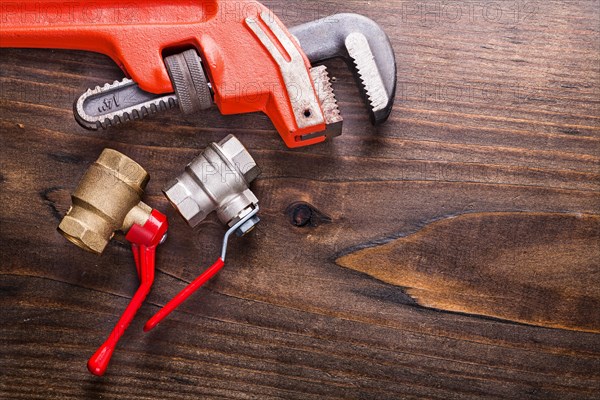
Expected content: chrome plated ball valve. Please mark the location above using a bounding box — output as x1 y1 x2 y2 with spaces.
145 135 261 331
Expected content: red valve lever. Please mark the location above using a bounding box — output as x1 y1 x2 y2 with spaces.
144 206 259 331
87 210 167 376
144 258 224 332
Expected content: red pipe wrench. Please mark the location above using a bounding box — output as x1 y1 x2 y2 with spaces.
0 1 396 147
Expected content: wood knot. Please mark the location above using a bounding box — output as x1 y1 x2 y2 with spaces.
285 202 332 228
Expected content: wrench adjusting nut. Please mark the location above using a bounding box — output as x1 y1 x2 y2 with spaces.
164 135 261 235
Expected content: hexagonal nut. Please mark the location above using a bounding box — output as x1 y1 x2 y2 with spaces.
218 134 261 183
235 215 260 237
58 215 109 254
240 163 261 185
96 148 149 190
163 179 205 228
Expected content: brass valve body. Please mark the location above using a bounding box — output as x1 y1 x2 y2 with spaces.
58 149 153 254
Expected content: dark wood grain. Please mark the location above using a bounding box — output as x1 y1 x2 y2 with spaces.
1 1 599 399
337 212 600 333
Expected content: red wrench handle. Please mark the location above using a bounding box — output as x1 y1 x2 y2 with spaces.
0 0 327 147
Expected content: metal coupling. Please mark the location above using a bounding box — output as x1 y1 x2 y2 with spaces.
58 149 154 254
163 134 261 235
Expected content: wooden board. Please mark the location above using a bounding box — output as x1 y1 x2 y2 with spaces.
337 212 600 333
1 1 599 399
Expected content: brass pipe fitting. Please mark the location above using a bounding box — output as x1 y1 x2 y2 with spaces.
58 149 154 254
163 134 261 235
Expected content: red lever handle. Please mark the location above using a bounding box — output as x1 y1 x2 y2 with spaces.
144 258 225 332
87 210 167 376
144 206 259 331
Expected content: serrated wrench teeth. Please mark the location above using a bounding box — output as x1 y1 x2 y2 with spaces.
345 32 389 114
290 13 397 125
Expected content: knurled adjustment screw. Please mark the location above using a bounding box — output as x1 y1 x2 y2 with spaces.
164 49 213 115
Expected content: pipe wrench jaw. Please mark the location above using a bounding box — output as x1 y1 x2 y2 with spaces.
291 13 397 126
242 11 342 147
298 65 343 143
